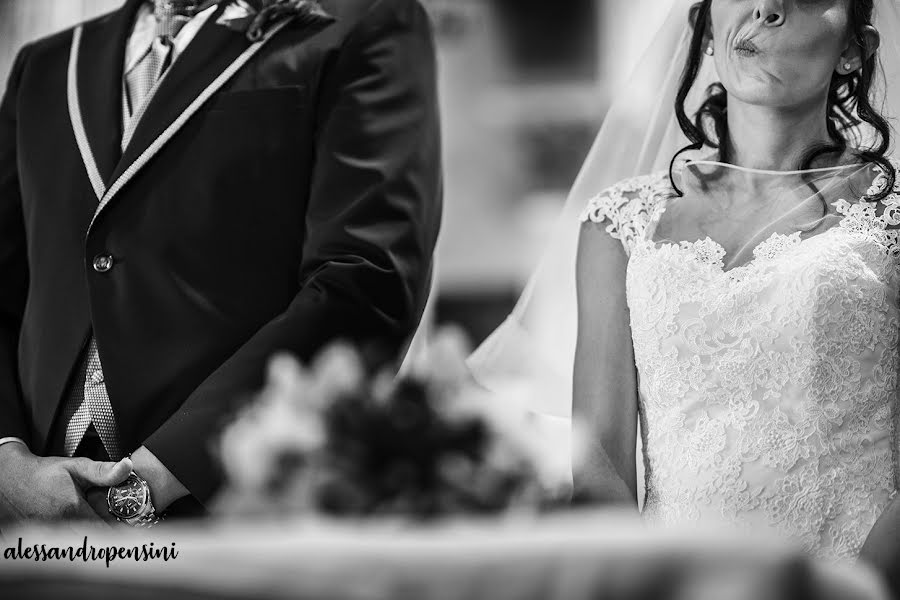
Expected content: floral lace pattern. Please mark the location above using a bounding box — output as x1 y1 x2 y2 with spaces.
580 171 672 256
581 162 900 561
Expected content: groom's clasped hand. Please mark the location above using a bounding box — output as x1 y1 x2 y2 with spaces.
0 442 132 524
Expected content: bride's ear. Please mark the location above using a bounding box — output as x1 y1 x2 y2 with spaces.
838 25 880 75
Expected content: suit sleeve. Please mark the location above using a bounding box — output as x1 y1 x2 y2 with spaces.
0 46 32 444
144 0 442 504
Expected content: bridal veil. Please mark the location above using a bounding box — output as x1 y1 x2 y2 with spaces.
465 0 900 447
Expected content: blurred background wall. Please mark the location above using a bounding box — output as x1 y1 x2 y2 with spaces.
0 0 121 73
0 0 672 346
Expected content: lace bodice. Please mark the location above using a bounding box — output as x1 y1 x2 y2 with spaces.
580 164 900 561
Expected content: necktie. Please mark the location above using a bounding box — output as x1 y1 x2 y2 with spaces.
63 338 123 460
124 1 203 120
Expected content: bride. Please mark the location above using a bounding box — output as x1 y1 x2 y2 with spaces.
469 0 900 569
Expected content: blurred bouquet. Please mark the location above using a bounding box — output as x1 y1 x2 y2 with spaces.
214 328 569 519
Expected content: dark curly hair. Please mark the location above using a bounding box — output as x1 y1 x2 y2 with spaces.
669 0 895 201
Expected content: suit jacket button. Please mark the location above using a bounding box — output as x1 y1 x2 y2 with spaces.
93 254 114 273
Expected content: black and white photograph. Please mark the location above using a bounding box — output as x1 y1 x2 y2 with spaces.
0 0 898 598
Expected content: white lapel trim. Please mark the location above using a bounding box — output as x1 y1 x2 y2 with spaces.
67 25 107 203
67 19 293 234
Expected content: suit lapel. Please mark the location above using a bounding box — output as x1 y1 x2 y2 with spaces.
111 1 250 185
72 0 144 200
71 1 337 231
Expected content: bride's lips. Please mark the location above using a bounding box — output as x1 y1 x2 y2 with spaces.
734 39 761 57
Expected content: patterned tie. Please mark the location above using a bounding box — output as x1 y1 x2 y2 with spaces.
63 338 123 460
124 1 204 119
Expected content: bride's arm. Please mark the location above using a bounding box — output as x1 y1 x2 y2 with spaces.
859 495 899 597
571 220 640 508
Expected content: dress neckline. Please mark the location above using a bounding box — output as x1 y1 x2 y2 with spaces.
641 161 893 276
638 228 830 278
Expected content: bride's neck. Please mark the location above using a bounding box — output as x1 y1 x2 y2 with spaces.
725 96 836 171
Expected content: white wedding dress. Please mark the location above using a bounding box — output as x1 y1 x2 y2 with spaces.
579 160 900 561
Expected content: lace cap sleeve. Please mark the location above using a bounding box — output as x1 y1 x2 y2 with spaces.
833 158 900 258
579 171 671 256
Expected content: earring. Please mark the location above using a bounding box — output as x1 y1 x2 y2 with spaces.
705 46 714 56
843 62 854 72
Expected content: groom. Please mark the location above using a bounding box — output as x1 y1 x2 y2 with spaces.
0 0 441 524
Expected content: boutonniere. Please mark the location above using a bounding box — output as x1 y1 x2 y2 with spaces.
216 0 332 42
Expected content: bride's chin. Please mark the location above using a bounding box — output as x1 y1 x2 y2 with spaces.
724 79 795 108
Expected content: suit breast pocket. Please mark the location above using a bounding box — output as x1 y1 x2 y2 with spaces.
199 84 309 159
206 85 307 114
189 83 312 204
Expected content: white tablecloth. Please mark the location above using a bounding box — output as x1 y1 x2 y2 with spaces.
0 511 890 600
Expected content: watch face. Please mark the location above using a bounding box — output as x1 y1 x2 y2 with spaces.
108 474 148 519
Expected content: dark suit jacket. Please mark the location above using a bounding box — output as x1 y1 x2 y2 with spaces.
0 0 442 506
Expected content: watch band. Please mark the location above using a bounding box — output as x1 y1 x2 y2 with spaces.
126 510 163 528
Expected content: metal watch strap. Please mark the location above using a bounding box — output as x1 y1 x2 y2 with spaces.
126 509 163 528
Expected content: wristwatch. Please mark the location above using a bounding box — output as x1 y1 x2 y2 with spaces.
107 471 162 528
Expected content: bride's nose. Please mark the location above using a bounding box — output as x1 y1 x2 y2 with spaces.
753 0 785 27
